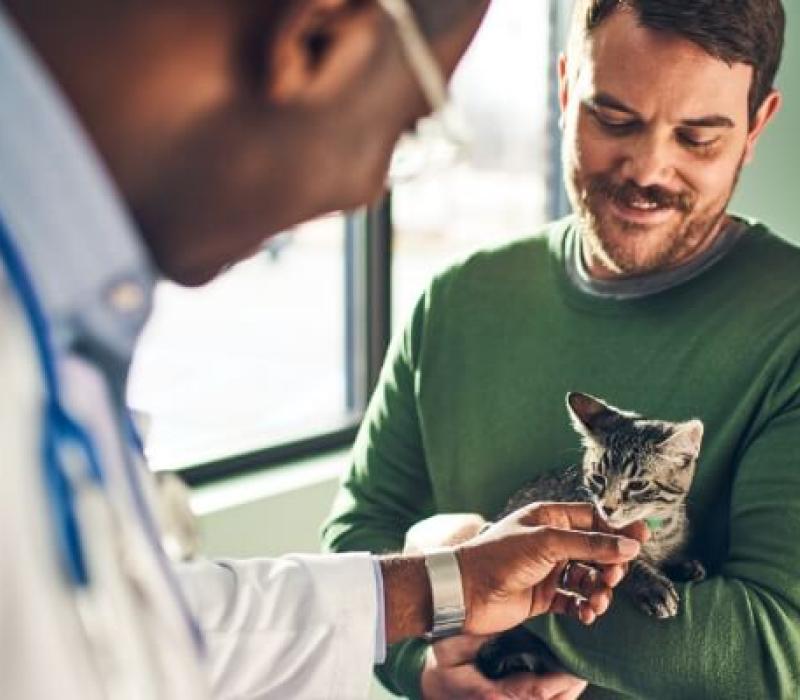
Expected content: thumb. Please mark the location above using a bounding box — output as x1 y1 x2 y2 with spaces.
537 527 640 564
431 633 496 666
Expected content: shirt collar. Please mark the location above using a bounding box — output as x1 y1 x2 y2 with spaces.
0 9 155 385
567 218 747 301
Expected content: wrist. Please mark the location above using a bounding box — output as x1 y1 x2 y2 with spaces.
380 554 433 644
453 544 484 634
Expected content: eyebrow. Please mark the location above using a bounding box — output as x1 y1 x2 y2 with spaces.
586 92 736 129
681 115 736 129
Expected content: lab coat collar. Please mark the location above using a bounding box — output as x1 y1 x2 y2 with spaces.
0 8 155 389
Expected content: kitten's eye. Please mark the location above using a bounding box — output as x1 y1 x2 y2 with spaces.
627 479 648 492
589 473 606 491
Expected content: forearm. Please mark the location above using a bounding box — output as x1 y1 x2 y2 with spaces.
528 574 800 698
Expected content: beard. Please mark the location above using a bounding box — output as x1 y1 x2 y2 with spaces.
565 157 744 277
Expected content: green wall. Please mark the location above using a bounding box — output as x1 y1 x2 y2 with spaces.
733 3 799 242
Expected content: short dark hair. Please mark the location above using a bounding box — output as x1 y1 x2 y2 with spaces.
569 0 786 121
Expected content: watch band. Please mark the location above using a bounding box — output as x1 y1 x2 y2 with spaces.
423 549 466 639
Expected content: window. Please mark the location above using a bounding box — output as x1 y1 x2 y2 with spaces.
392 0 555 324
127 0 562 482
128 215 356 474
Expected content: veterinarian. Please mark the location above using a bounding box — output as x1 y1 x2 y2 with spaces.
0 1 646 698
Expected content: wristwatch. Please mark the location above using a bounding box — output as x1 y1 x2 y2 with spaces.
423 549 466 639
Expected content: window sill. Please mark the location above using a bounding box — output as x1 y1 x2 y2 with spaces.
190 448 349 517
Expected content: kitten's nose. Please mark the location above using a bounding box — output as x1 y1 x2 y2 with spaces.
602 505 618 519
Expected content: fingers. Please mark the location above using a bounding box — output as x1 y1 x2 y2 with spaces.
405 513 488 553
538 527 640 565
561 563 612 613
516 502 651 544
551 591 609 625
545 561 619 624
430 633 496 666
516 502 601 531
616 518 651 544
598 562 627 588
554 676 589 700
421 659 505 700
503 670 588 699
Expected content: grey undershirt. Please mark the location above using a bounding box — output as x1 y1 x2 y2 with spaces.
567 219 747 300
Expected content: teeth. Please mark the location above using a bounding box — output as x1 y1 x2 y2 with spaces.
628 200 659 210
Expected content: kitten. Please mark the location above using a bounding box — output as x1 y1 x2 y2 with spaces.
476 391 705 680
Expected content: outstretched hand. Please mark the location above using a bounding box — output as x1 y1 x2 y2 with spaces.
455 502 647 635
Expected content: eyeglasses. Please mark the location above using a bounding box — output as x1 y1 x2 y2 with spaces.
377 0 474 183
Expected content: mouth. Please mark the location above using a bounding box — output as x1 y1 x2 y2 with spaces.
599 510 636 529
607 195 677 226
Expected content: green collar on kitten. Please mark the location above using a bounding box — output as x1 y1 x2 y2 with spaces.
646 517 665 531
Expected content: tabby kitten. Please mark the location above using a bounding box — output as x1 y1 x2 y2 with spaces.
476 391 705 680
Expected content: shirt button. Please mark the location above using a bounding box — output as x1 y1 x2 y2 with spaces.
107 279 145 313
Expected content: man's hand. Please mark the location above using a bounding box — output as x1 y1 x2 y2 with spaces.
381 502 645 644
456 502 646 635
405 513 488 553
421 634 587 700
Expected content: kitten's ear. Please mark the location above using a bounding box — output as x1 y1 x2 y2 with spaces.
566 392 623 443
661 419 704 459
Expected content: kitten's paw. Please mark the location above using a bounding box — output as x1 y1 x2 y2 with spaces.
684 559 706 582
476 632 560 679
636 579 679 619
476 640 511 680
477 645 537 679
665 558 706 583
495 653 539 678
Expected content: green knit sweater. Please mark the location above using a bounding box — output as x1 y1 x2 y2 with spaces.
322 217 800 699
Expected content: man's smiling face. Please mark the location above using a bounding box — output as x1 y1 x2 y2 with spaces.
560 6 778 278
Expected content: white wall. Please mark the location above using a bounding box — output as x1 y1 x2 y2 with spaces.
732 2 799 241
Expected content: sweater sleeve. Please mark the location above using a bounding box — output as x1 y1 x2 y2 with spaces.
527 397 800 699
321 291 435 698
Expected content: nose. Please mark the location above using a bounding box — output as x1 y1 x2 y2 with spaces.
602 505 618 519
619 133 674 189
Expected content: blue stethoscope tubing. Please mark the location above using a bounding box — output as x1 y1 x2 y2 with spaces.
0 211 204 654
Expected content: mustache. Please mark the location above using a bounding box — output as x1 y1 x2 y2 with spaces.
587 176 695 214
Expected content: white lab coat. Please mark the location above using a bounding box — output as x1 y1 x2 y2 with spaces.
0 269 380 700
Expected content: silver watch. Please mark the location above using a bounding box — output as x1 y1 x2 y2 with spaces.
423 549 466 639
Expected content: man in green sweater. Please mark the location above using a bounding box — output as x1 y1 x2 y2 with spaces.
323 1 800 698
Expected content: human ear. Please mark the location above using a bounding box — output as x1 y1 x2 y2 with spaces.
266 0 381 105
743 89 782 165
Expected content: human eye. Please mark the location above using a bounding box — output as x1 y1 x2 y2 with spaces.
677 129 721 153
589 106 638 134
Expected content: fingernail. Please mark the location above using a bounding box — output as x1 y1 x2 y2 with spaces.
618 538 640 556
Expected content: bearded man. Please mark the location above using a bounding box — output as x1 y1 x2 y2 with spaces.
324 1 800 698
